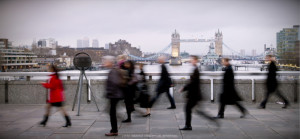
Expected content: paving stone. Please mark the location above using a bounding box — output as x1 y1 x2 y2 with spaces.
119 125 149 133
150 127 181 135
0 103 298 139
54 126 90 134
83 127 109 138
48 133 83 139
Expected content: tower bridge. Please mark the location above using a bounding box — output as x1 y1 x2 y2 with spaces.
170 29 223 65
127 29 263 63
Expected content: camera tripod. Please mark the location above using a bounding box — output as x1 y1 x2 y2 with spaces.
72 68 100 116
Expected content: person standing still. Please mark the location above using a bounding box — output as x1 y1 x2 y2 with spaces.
259 55 289 109
149 56 176 109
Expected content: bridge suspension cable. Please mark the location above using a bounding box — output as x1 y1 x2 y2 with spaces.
127 43 172 60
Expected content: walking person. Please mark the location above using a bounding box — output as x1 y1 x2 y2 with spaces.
149 56 176 109
122 60 138 123
40 64 71 127
136 63 151 117
179 56 218 130
215 58 248 119
104 56 125 136
259 55 289 109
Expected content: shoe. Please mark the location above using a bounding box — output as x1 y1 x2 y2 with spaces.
179 126 192 130
240 110 249 118
143 113 151 117
39 115 48 127
105 132 118 136
282 102 289 109
167 107 176 109
62 116 72 127
122 119 131 123
257 105 265 109
240 113 246 118
214 115 224 119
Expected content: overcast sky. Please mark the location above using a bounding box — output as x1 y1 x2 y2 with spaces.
0 0 299 55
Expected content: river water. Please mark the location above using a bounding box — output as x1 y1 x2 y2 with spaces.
55 63 263 80
1 63 264 81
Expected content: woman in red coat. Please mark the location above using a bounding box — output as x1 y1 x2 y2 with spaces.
40 65 71 127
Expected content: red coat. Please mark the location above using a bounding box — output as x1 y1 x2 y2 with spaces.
42 74 65 103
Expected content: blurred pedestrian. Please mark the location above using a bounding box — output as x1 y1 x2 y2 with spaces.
122 60 138 123
215 58 248 119
149 56 176 109
136 63 151 117
40 64 71 127
104 56 125 136
179 56 218 130
259 55 289 109
117 55 126 69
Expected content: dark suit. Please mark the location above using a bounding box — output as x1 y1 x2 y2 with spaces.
183 66 214 127
260 61 289 107
150 64 176 108
218 65 246 116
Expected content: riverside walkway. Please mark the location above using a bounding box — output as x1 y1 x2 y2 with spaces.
0 102 298 139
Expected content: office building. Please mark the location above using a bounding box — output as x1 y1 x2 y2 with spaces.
0 39 38 71
276 25 299 66
92 39 99 48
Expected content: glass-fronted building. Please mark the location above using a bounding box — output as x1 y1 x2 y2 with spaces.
276 25 300 67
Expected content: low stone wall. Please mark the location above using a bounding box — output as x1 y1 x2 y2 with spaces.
0 79 299 105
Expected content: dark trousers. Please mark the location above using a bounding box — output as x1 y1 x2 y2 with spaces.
260 90 289 107
150 89 176 108
125 101 134 120
218 102 246 116
109 98 120 133
185 99 213 127
185 99 197 127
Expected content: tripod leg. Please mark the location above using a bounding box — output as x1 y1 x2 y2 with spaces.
83 73 100 112
72 78 81 111
77 70 84 116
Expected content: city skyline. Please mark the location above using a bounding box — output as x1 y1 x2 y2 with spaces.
0 0 299 55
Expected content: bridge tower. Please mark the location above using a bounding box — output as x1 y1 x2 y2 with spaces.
215 29 223 56
170 30 182 65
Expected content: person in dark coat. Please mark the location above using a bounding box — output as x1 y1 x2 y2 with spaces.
136 63 151 117
122 60 138 123
40 64 71 127
179 56 218 130
149 56 176 109
259 55 289 109
215 58 247 119
104 56 125 136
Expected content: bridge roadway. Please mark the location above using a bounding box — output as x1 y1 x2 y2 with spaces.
0 103 298 138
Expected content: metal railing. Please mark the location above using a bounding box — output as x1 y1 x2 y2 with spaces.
1 71 299 78
0 71 299 102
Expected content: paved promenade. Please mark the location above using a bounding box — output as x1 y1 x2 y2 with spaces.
0 102 298 139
